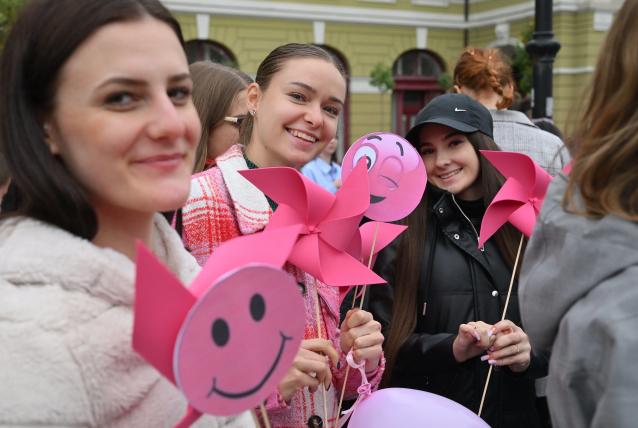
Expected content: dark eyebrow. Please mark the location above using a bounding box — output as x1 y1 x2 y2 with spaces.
396 141 404 156
367 135 382 141
290 81 344 106
97 73 191 90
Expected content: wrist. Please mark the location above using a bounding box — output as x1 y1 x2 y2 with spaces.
452 336 469 363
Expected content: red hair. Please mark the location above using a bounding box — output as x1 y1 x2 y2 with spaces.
453 48 514 109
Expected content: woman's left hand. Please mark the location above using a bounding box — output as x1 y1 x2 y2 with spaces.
484 319 531 373
339 309 384 372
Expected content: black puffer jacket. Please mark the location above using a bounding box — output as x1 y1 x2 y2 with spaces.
369 189 544 428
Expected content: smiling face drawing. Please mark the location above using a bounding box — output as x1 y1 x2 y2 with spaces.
342 132 427 222
173 265 304 415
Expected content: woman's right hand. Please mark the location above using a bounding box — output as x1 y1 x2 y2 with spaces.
452 321 494 363
277 339 339 402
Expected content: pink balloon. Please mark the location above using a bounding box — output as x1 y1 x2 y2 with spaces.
342 132 426 222
349 388 490 428
173 265 304 415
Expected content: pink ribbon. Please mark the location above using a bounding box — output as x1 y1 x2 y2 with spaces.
174 405 202 428
338 350 372 427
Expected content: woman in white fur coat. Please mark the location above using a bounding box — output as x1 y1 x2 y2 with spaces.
0 1 255 427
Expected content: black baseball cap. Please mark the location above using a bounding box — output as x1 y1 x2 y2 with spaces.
405 93 494 145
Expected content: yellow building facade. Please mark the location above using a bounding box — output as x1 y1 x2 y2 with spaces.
163 0 622 147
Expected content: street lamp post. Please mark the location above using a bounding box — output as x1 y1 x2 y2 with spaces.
526 0 561 119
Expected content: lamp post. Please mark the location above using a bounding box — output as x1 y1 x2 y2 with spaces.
525 0 561 119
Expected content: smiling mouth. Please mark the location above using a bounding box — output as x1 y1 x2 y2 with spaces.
207 331 292 399
287 128 318 143
438 168 462 180
370 194 386 204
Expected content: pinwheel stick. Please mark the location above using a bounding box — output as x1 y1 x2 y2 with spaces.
478 233 525 417
313 287 331 428
257 403 272 428
336 222 380 424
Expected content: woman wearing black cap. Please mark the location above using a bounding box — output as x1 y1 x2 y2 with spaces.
369 93 544 427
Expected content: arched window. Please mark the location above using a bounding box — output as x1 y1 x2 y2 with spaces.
392 49 446 136
316 45 351 159
184 40 238 67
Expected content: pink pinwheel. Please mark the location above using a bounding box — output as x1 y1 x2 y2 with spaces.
240 161 388 287
133 226 305 422
478 150 552 248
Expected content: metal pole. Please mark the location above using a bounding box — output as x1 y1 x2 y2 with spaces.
525 0 561 119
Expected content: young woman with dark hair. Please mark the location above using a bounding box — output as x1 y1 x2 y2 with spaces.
369 93 544 428
0 1 253 426
520 0 638 425
181 43 384 427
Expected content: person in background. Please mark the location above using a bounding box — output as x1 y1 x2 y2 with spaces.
453 48 569 176
0 1 254 426
191 61 251 172
181 43 385 428
369 93 544 428
519 1 638 426
301 137 342 193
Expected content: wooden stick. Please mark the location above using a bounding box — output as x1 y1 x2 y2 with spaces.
313 286 331 428
478 233 525 417
258 403 272 428
335 223 381 423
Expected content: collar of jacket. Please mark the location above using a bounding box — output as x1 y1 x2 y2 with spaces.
429 189 500 284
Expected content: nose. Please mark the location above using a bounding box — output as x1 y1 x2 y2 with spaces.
304 102 323 128
434 151 451 168
147 94 186 142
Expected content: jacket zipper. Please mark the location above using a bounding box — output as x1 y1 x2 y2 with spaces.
451 194 484 250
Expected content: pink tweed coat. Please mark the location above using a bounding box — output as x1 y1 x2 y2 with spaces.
181 145 384 428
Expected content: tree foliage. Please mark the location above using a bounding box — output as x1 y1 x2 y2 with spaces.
369 63 394 93
0 0 24 50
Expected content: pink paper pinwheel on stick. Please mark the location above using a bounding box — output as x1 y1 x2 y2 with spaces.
239 160 387 287
133 226 305 428
476 150 551 417
478 150 552 248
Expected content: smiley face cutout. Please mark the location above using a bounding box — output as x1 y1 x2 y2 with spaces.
173 264 304 415
342 132 427 222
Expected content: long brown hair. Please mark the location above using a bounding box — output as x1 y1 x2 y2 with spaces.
453 48 514 110
190 61 249 172
564 0 638 221
381 131 523 385
239 43 347 147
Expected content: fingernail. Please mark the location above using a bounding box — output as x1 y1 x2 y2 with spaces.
488 359 497 365
474 332 481 341
480 354 489 361
489 346 494 352
487 330 493 338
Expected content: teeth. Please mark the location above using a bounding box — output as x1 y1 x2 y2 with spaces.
439 169 461 179
289 129 317 143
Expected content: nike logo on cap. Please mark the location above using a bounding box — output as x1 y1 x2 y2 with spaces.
454 108 467 112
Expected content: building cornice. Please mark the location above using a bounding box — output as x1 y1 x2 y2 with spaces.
162 0 622 29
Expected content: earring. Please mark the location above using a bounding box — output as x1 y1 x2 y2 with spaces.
249 109 256 117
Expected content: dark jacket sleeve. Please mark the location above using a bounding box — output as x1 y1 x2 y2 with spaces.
369 239 459 377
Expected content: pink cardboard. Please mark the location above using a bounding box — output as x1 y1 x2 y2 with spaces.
174 264 304 415
133 228 305 421
342 133 427 222
478 150 552 248
240 162 387 286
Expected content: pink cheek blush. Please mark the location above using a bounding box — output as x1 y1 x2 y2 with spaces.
342 132 427 222
173 264 305 415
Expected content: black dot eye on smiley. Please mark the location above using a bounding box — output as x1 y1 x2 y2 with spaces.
250 293 265 322
211 318 230 347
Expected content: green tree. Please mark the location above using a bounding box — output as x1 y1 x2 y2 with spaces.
0 0 24 49
511 23 534 96
369 63 394 129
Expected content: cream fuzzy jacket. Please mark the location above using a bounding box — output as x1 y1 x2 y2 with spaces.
0 215 256 428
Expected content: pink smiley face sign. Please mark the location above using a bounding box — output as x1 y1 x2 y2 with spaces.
174 264 304 415
342 132 426 222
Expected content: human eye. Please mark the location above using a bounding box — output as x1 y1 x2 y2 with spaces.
419 145 435 156
104 91 142 110
168 85 192 105
323 104 341 117
288 92 307 103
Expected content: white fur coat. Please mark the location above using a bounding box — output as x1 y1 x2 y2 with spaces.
0 215 256 428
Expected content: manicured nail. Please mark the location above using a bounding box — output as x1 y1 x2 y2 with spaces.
487 330 493 338
489 346 495 352
480 354 489 361
474 332 481 341
488 359 497 365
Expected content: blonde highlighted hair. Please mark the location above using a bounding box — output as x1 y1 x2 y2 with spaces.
564 0 638 221
453 47 514 110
